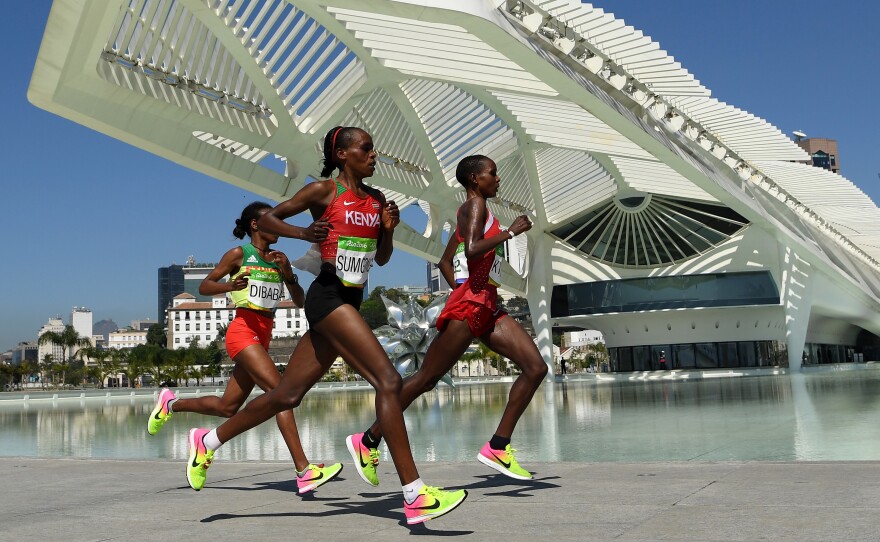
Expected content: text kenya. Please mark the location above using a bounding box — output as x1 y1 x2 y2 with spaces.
345 210 379 227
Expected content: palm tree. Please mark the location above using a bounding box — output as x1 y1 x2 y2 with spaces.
130 344 164 387
121 356 145 389
78 346 110 388
40 354 54 389
107 348 128 386
187 366 206 387
10 360 38 390
38 325 91 388
166 349 190 386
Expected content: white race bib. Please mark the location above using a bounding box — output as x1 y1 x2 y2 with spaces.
453 242 469 284
336 236 377 286
489 245 504 286
246 268 285 310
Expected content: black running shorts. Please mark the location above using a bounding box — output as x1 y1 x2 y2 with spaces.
304 263 365 326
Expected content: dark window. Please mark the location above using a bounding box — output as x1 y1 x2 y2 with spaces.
719 342 738 368
673 344 696 368
632 346 650 371
811 151 831 170
551 271 779 317
695 343 718 368
738 342 757 367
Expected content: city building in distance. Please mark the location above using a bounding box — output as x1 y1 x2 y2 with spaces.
158 256 217 323
166 294 308 350
794 135 841 174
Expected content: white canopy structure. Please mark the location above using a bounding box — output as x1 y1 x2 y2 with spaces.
30 0 880 370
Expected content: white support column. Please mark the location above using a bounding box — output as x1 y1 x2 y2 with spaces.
780 245 813 369
526 235 555 379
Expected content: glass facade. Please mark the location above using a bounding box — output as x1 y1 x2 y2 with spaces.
802 343 856 366
551 271 779 317
157 265 184 324
609 340 788 371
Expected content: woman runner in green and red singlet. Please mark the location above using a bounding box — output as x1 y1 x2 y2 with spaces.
148 202 342 494
184 127 467 526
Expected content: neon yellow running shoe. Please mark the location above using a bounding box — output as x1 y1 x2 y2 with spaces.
147 388 176 435
345 432 379 486
296 462 343 494
404 485 468 525
477 442 533 480
186 428 215 491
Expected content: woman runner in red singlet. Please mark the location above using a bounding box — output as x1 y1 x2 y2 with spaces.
348 155 547 482
150 202 342 494
184 127 467 526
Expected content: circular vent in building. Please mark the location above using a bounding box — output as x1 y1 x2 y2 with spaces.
551 194 749 267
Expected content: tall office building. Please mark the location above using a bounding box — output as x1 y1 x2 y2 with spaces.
427 262 451 293
158 256 217 323
36 316 64 363
10 342 38 366
182 255 215 300
70 307 92 344
157 264 183 324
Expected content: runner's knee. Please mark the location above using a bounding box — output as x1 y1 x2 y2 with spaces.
525 358 548 382
268 388 305 410
375 370 403 396
217 403 240 418
418 372 443 394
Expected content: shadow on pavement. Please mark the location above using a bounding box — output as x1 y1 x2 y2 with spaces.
200 489 473 536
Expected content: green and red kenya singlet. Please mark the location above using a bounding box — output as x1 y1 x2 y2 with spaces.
319 180 382 287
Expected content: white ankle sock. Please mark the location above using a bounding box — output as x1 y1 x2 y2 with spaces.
403 478 425 504
203 429 222 451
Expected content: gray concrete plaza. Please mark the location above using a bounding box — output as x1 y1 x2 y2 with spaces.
2 457 878 541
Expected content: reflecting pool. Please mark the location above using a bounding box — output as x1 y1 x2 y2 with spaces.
2 370 880 463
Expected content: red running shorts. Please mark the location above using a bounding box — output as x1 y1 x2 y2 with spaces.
437 297 507 338
225 309 273 359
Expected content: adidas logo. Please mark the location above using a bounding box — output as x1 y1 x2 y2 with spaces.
246 255 258 263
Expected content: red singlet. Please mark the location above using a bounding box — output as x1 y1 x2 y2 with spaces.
437 205 508 337
318 180 382 287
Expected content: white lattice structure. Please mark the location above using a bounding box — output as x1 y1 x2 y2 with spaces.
30 0 880 369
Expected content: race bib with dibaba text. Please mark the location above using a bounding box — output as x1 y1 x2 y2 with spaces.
246 267 284 310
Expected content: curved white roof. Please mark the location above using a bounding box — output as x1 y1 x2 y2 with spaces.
29 0 880 299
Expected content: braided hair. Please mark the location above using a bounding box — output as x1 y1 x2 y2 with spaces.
233 201 272 239
320 126 360 177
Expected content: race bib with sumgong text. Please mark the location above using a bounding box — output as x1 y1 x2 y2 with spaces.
336 236 377 286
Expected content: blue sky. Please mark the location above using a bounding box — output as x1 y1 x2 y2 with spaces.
2 1 877 351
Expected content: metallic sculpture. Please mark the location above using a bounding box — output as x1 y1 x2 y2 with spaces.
375 294 452 387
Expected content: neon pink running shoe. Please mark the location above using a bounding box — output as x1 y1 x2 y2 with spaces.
345 433 379 486
404 485 468 525
147 388 176 435
186 428 215 491
296 462 343 494
477 442 532 480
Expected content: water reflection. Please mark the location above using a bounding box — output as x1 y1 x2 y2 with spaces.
1 371 879 462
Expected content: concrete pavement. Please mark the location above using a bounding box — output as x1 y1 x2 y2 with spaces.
1 457 879 541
